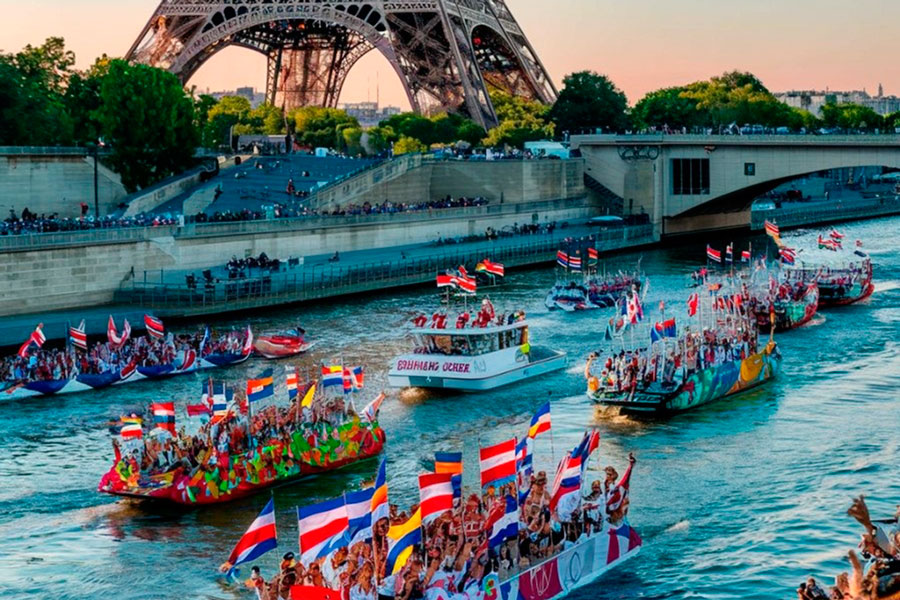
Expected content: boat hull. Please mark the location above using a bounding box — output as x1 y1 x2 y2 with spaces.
589 344 780 415
388 347 567 392
253 336 313 359
818 281 874 307
99 420 385 506
754 285 819 332
495 522 642 600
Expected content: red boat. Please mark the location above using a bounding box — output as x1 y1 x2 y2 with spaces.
253 330 313 359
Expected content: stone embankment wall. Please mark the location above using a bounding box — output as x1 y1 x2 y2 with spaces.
0 197 596 316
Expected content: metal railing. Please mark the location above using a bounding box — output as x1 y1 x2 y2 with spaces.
116 224 656 316
750 195 900 230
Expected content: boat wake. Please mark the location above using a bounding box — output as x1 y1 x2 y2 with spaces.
664 519 691 533
873 279 900 293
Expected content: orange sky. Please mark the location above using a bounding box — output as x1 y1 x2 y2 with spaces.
2 0 898 109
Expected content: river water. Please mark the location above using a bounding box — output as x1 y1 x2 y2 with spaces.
1 217 897 600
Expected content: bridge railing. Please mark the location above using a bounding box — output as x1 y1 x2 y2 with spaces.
116 224 656 315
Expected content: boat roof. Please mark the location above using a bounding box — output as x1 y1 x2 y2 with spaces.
411 320 529 336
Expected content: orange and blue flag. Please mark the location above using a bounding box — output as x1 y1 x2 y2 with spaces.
246 369 274 403
434 451 462 475
371 458 389 524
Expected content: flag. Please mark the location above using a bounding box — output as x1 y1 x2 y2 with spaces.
202 381 232 417
549 447 583 513
144 314 164 339
186 403 212 417
779 247 796 265
706 245 721 263
516 437 533 478
687 293 699 317
436 274 458 289
290 586 342 600
456 268 477 294
344 488 375 544
107 316 131 349
606 522 643 564
321 365 343 388
569 255 582 272
151 401 176 435
300 383 317 409
17 323 46 358
297 497 350 564
69 320 87 350
579 430 601 471
830 228 845 240
434 451 462 475
120 416 143 439
225 498 277 571
385 508 422 575
342 366 363 394
650 318 677 342
286 367 299 401
479 259 505 277
486 494 519 550
556 250 568 268
361 392 385 422
527 402 551 439
247 369 274 403
371 459 389 524
817 235 839 251
741 249 751 262
479 438 517 491
764 219 780 239
418 473 454 524
725 243 733 263
626 293 644 324
587 247 599 263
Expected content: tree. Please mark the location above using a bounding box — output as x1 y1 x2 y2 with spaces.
886 111 900 132
821 102 884 131
392 135 426 155
64 57 111 145
549 71 628 134
96 59 199 191
483 90 554 148
364 125 395 155
204 95 251 147
631 87 701 131
288 106 359 149
342 126 364 155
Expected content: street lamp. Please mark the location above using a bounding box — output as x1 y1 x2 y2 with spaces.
90 142 99 218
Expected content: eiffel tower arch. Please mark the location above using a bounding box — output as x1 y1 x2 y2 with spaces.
127 1 557 129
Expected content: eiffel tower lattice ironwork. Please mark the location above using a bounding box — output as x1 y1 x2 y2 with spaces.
127 0 557 129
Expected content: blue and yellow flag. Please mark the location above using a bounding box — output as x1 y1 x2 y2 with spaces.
385 508 422 575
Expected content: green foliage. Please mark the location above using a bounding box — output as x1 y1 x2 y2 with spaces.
821 102 884 131
392 135 426 155
341 127 364 155
483 90 554 148
631 70 821 131
204 95 251 147
364 125 395 155
96 59 199 192
288 106 359 149
886 111 900 132
549 71 628 134
377 112 485 148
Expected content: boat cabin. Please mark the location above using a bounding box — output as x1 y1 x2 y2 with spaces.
410 321 528 357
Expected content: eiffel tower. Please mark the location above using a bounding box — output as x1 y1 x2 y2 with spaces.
127 0 556 129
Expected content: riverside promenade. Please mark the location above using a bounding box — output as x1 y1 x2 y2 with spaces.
0 221 655 344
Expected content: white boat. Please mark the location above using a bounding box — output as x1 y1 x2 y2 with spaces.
492 520 642 600
388 319 566 391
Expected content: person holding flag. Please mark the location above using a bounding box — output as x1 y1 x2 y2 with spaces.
219 498 278 577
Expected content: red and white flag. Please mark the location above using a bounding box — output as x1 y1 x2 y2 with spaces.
436 274 458 289
418 472 455 524
17 323 46 358
144 314 164 339
481 259 505 277
764 220 780 238
69 320 87 350
706 245 722 263
479 438 517 491
108 316 131 349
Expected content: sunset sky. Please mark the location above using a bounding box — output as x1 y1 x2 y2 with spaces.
2 0 897 109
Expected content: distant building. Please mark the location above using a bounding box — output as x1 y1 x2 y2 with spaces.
339 102 403 127
776 86 900 116
209 86 267 107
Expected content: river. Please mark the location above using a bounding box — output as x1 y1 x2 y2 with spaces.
0 216 897 600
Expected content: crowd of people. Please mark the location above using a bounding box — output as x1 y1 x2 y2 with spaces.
588 319 760 396
237 452 637 600
797 496 899 600
0 328 245 385
410 301 530 356
1 208 178 236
